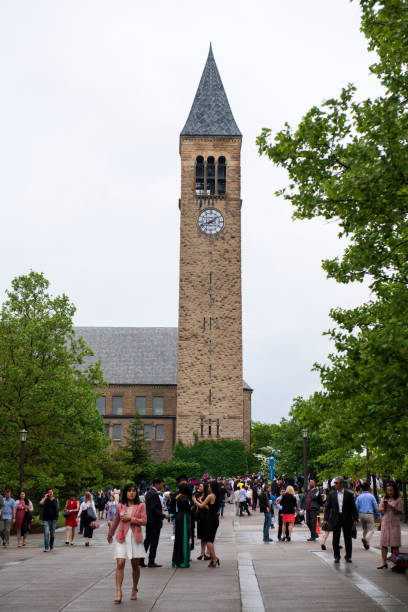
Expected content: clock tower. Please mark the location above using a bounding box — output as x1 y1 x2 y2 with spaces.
176 45 250 446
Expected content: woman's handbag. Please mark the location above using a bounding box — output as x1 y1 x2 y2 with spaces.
90 521 100 529
63 509 70 518
87 506 97 521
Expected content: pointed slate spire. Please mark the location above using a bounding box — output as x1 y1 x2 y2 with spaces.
181 44 241 137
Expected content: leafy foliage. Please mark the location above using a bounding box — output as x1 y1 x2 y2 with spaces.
0 271 109 500
250 416 332 477
173 438 248 476
257 1 408 479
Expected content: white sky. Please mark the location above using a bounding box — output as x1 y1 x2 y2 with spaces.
0 1 381 423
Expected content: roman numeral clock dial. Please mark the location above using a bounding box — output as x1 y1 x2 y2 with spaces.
197 208 224 235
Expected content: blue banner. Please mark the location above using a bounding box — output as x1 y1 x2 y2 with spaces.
269 456 275 481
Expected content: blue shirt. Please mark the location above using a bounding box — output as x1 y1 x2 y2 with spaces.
355 492 379 516
2 498 16 520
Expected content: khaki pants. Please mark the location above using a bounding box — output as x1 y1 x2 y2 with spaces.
359 513 375 544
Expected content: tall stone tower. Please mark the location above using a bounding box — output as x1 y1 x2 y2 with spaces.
176 45 248 446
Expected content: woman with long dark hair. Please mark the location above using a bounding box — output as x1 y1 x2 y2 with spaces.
377 482 403 570
172 483 193 568
193 480 220 567
14 491 33 547
195 482 210 560
107 483 147 604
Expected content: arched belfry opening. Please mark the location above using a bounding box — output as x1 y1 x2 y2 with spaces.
217 156 226 195
206 156 215 195
195 156 204 194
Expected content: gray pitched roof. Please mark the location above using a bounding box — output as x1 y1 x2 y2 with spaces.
181 44 241 137
74 326 251 389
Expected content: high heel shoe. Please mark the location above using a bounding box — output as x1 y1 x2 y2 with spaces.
130 587 138 601
204 555 211 560
114 589 122 604
377 564 388 569
208 558 220 567
197 554 205 560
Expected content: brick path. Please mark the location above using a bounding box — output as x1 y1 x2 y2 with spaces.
0 503 406 611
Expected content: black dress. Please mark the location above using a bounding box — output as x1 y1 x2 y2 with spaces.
195 497 208 541
203 502 219 543
172 494 192 568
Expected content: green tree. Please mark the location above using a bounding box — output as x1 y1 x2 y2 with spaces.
0 271 108 499
173 439 248 476
251 412 332 478
257 0 408 479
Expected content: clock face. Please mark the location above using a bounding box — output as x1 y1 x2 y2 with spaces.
197 209 224 235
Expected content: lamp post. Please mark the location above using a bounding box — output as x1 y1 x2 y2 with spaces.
301 428 308 493
19 429 28 491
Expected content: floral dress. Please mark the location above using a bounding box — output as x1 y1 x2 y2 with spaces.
379 497 403 547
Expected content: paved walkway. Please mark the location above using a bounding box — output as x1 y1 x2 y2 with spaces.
0 504 407 611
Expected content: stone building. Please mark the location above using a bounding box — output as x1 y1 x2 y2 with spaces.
76 46 252 463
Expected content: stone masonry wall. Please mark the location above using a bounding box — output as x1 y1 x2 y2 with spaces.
176 135 245 445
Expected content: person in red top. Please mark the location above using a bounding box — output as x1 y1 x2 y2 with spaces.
107 483 147 604
64 492 80 546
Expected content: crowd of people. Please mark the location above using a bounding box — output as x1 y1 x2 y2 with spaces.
0 473 405 602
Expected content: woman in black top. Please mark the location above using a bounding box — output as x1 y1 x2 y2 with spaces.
193 480 220 567
195 482 209 560
280 485 297 542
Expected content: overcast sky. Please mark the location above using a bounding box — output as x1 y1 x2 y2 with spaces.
1 1 382 423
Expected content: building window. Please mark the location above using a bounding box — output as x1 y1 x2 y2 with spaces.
196 156 204 194
206 156 215 194
112 396 123 416
96 396 106 416
209 389 212 404
113 424 122 440
153 397 163 416
156 424 164 441
200 417 204 436
208 418 212 436
216 419 220 437
218 156 226 195
136 396 146 415
144 424 153 440
104 424 110 437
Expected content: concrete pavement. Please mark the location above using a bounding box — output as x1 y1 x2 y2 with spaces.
0 504 407 611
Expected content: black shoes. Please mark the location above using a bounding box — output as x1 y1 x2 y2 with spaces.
334 557 340 563
362 538 369 550
307 537 317 542
148 562 162 568
139 559 146 567
345 557 352 563
321 544 326 550
263 538 273 542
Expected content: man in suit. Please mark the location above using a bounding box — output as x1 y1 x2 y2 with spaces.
305 479 323 541
141 477 167 568
323 476 358 563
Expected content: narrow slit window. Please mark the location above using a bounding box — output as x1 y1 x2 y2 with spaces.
196 156 204 194
206 156 215 195
209 340 213 354
215 318 219 329
217 156 226 195
209 365 212 380
208 418 212 436
209 272 212 286
209 389 212 404
200 417 204 436
203 317 206 331
216 419 220 437
209 317 212 330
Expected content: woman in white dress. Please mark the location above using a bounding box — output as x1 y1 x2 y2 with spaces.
107 483 147 604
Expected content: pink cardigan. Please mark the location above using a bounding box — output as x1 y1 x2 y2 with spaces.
108 502 147 543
